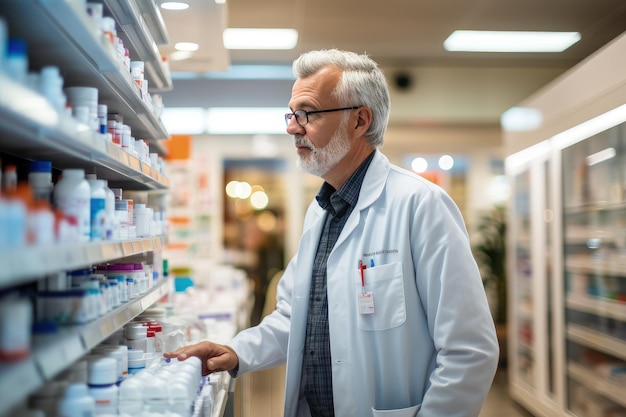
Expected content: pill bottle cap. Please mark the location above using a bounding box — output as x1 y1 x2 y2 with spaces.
87 356 117 385
29 160 52 173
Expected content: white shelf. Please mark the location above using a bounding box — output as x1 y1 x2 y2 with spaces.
0 236 166 290
567 324 626 362
0 74 168 190
568 362 626 408
135 0 170 45
567 295 626 322
565 254 626 277
564 201 626 215
0 0 169 153
103 0 173 92
0 281 170 416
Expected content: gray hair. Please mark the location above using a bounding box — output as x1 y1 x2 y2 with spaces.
292 49 390 147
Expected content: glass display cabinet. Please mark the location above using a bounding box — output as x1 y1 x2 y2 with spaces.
561 123 626 416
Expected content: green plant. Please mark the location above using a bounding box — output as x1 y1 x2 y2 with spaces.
474 204 507 324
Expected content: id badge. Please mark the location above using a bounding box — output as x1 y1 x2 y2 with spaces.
358 291 375 315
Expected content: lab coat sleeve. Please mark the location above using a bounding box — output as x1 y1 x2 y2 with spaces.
226 250 296 375
413 186 499 417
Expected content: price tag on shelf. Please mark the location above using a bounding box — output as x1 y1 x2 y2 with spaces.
122 242 134 256
129 157 141 172
100 242 123 260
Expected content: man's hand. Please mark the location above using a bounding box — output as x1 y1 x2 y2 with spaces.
163 341 239 376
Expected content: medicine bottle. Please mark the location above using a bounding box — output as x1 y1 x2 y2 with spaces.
133 203 150 237
57 383 96 417
53 169 91 242
101 180 115 239
87 355 118 415
125 323 147 352
85 175 106 241
6 38 28 85
2 164 17 192
0 295 32 361
28 160 53 202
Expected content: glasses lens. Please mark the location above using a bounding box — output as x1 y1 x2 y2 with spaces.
284 113 293 125
294 110 308 127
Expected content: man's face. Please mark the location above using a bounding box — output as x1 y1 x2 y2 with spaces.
286 67 352 177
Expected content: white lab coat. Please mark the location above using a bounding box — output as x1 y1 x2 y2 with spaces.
228 150 499 417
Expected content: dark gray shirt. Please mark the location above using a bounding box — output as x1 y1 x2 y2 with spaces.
302 151 375 417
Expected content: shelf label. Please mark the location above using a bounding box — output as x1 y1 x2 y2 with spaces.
122 241 134 256
100 242 123 260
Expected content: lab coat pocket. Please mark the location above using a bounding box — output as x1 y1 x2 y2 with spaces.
371 403 420 417
355 261 406 331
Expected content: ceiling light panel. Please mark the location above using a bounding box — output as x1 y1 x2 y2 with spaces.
175 42 199 51
160 2 189 10
223 28 298 50
444 30 581 52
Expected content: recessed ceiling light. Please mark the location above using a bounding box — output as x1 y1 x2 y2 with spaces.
160 2 189 10
175 42 199 52
169 51 194 61
444 30 581 52
223 28 298 50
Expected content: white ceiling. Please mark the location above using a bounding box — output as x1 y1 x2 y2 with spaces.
158 0 626 70
155 0 626 153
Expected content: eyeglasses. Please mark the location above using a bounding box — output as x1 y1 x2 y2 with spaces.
284 106 359 127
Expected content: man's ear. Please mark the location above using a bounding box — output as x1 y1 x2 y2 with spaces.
354 106 373 136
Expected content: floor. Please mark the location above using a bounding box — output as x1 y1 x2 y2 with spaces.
234 367 535 417
479 369 534 417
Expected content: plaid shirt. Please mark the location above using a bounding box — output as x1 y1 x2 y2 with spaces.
302 151 375 417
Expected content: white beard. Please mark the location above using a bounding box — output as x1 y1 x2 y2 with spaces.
294 118 350 177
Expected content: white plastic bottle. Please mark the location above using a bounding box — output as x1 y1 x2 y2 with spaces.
133 203 150 237
57 383 96 417
85 175 106 241
101 180 115 240
28 160 53 202
53 169 91 242
6 38 28 85
87 355 118 415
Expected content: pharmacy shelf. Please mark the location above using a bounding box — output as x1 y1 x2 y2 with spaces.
135 0 170 45
0 280 169 416
0 73 168 191
567 295 626 322
567 324 626 362
568 362 626 408
0 0 169 154
0 236 167 290
103 0 173 92
565 254 626 277
564 201 626 215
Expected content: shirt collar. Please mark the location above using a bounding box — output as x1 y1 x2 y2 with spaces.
315 151 376 217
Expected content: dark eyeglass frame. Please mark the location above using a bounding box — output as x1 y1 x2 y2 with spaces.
284 106 360 127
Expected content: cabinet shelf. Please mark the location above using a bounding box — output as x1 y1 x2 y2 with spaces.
0 73 168 191
0 0 169 153
567 324 626 362
0 236 167 290
0 281 169 416
567 295 626 322
565 255 626 277
568 362 626 408
565 201 626 215
103 0 173 92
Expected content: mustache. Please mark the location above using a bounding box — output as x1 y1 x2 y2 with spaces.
294 136 314 150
